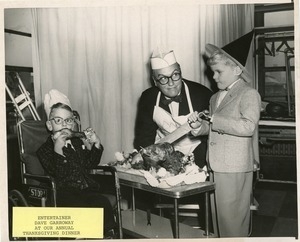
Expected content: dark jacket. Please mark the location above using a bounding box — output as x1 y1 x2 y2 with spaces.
134 79 213 167
37 136 103 191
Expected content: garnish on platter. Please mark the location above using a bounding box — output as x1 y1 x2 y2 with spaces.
109 142 208 188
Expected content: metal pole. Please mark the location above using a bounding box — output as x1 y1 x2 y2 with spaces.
174 198 179 238
205 192 209 237
285 49 292 116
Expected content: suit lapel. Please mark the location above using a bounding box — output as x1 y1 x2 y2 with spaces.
216 80 246 111
210 94 218 114
178 82 189 115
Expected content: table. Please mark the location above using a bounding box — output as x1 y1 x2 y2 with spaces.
118 172 215 238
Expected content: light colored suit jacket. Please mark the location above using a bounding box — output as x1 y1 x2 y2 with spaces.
192 80 261 173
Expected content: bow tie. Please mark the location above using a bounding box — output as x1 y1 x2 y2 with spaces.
162 95 182 105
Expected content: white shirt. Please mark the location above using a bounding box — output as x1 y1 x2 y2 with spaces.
169 101 179 116
164 92 181 116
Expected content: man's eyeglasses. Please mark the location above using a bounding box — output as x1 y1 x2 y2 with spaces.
49 117 75 125
154 72 182 85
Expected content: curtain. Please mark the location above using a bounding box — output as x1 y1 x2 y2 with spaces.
32 4 254 163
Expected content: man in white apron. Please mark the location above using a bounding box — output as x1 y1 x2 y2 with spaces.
133 49 213 229
134 49 212 168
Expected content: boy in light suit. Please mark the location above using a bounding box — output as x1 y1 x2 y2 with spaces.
188 31 261 237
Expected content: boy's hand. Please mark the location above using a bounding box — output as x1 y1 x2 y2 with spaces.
53 129 72 155
188 111 203 129
84 128 101 148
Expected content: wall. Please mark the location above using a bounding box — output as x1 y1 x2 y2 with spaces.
4 8 33 67
4 6 294 72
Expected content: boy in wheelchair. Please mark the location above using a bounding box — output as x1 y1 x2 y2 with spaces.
37 102 116 238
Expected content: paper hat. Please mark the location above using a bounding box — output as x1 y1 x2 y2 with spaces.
44 89 72 118
150 49 178 70
205 30 254 83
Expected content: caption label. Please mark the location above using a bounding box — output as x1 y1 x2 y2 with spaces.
13 207 103 238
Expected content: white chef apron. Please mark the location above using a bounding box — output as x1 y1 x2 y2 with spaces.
153 82 201 155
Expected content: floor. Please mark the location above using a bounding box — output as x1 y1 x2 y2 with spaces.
123 181 298 239
178 181 298 238
250 182 298 238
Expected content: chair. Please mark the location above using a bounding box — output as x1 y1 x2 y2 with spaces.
9 119 123 239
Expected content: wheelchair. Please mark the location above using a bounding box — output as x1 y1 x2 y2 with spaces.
8 119 123 240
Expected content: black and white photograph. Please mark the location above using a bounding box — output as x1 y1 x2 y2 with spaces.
2 0 298 241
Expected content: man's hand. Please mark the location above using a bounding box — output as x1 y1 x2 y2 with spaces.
188 111 204 129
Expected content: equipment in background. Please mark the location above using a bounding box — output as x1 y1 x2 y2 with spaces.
5 71 40 121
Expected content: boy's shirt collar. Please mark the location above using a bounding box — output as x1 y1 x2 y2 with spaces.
224 78 241 91
65 139 75 150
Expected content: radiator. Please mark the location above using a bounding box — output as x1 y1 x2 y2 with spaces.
258 123 296 183
260 142 296 156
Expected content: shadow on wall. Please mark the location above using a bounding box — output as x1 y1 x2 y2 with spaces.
202 54 218 93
